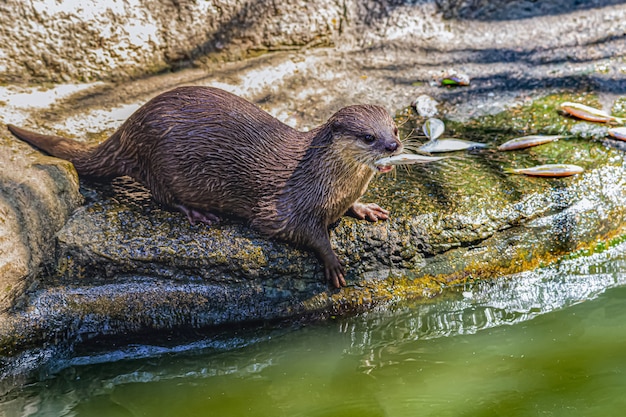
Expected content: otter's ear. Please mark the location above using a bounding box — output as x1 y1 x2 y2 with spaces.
330 119 343 133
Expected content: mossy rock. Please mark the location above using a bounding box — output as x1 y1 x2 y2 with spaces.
2 93 626 367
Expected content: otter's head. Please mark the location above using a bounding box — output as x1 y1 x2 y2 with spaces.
328 105 403 173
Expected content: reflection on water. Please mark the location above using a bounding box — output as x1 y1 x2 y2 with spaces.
3 243 626 416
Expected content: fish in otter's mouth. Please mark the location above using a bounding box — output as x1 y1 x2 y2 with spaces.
374 153 447 171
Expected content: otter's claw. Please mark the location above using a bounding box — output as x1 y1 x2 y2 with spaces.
348 202 390 222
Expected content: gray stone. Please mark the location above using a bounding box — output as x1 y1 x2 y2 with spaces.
0 135 82 312
0 0 343 83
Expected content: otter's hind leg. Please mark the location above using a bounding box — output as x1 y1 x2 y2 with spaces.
146 178 220 225
175 204 220 225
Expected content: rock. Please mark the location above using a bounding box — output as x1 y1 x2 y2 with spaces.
0 0 343 83
3 100 626 367
412 95 440 118
0 135 83 312
5 0 624 85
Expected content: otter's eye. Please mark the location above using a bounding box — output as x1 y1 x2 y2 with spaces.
393 127 399 136
362 134 376 143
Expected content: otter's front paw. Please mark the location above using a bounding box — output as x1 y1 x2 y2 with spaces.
348 202 390 222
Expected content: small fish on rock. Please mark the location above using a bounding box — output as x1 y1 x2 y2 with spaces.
560 102 625 124
608 127 626 141
497 135 566 151
375 153 447 167
423 118 445 141
504 164 584 177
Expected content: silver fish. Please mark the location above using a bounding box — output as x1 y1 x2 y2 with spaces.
498 135 566 151
422 118 445 141
375 153 447 167
504 164 584 177
560 102 625 124
608 127 626 141
420 138 487 153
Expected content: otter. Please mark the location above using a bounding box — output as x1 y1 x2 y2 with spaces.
7 86 402 288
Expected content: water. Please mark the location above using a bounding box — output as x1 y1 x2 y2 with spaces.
3 245 626 416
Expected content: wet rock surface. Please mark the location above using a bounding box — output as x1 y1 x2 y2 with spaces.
1 0 626 380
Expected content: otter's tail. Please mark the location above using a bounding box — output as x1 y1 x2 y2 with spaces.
7 124 125 178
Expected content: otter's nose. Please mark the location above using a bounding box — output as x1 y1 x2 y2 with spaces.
385 141 399 152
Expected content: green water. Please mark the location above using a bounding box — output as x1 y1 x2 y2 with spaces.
3 248 626 416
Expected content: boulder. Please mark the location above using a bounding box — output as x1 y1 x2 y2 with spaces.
0 136 82 313
2 96 626 364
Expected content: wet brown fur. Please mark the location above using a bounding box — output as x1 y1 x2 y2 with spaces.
7 86 402 287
